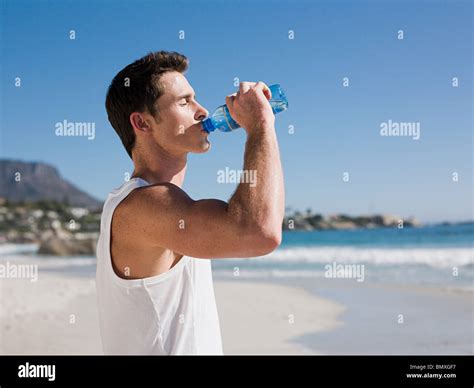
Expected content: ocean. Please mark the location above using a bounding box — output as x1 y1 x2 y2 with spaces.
212 223 474 290
0 223 472 291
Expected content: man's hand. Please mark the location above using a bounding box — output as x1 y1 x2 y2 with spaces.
225 81 274 135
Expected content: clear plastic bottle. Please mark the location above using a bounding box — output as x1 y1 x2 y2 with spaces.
201 84 288 133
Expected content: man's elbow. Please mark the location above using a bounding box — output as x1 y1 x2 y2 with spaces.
252 227 282 256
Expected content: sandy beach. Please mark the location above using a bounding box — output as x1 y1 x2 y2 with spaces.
0 257 472 355
0 265 344 355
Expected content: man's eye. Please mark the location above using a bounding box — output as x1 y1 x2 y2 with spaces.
180 101 189 106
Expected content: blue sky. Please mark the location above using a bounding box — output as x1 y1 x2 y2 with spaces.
1 0 472 223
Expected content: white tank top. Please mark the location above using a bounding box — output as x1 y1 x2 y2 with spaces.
95 177 223 355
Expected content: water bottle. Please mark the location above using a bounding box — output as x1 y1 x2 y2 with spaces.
201 84 288 133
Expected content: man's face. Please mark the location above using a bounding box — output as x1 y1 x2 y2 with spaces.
145 71 211 155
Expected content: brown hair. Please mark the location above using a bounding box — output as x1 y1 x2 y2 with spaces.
105 51 189 159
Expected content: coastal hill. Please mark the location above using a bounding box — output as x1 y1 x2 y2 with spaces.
0 159 102 210
283 210 421 231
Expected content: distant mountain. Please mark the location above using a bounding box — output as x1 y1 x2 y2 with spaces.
0 159 103 210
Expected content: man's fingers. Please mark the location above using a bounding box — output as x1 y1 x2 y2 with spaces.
255 81 272 100
230 82 271 106
237 81 272 100
239 82 254 94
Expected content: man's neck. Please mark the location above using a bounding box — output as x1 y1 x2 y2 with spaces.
131 148 187 188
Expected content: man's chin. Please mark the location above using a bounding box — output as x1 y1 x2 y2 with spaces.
192 140 211 154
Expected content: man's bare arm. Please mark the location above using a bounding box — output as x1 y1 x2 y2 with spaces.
119 82 285 259
228 124 285 243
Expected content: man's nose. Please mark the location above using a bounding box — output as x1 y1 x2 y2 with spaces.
195 104 209 121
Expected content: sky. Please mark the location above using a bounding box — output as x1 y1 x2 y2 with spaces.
1 0 472 223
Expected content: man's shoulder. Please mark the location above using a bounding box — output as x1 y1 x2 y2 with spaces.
115 181 189 222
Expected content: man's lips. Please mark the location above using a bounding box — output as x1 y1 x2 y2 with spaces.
190 122 208 134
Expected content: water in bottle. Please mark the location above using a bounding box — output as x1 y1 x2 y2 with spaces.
201 84 288 133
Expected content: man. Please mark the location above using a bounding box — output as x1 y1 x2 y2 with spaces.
96 50 285 355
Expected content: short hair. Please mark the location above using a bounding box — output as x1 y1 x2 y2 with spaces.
105 51 189 159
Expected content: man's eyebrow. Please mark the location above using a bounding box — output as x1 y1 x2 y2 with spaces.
176 92 196 100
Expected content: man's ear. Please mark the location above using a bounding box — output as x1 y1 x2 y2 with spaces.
130 112 151 133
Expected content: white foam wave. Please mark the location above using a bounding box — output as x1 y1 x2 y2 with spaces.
0 243 38 255
253 246 473 268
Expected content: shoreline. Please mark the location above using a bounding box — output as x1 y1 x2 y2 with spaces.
214 280 345 355
227 276 473 355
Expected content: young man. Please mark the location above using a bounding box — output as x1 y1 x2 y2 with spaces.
96 51 285 355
